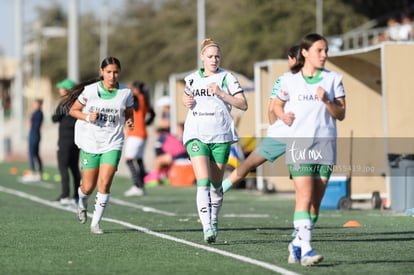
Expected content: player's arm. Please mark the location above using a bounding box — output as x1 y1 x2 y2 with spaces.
69 100 97 123
268 98 277 124
316 86 346 121
272 97 295 126
125 106 134 131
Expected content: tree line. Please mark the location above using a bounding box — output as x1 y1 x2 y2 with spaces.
36 0 414 90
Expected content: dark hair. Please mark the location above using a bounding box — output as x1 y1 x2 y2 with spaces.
287 45 300 60
101 56 121 70
62 57 122 109
287 45 303 74
300 33 328 52
290 33 327 73
61 78 99 110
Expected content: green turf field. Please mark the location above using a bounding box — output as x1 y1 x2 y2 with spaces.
1 161 413 275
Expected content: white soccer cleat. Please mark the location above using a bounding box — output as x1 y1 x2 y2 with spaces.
90 224 104 234
124 186 145 197
288 242 301 264
300 249 323 266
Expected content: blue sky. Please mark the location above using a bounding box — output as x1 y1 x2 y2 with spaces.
0 0 127 57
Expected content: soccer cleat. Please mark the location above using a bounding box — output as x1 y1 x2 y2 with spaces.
60 197 76 206
124 186 145 197
77 208 87 224
288 242 301 264
300 249 323 266
212 222 218 239
90 225 104 234
203 228 216 243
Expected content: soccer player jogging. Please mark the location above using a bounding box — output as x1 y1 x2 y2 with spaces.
182 38 248 243
274 33 346 266
67 57 134 234
221 45 301 193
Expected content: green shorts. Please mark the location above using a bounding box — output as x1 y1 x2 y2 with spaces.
185 139 231 164
288 164 333 178
255 137 286 162
80 150 122 169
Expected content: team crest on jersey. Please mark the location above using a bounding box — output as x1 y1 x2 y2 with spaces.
191 142 200 152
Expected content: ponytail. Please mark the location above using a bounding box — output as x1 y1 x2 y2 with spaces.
61 77 101 110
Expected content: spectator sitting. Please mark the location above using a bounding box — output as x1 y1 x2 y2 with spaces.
399 13 413 41
385 16 402 41
144 126 188 185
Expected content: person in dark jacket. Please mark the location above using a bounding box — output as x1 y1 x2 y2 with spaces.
21 98 44 182
52 78 81 205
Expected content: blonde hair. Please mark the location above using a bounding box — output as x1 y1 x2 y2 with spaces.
200 38 220 54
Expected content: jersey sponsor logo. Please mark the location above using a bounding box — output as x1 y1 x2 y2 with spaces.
192 111 215 117
192 88 220 97
97 112 117 123
89 106 121 126
297 93 321 101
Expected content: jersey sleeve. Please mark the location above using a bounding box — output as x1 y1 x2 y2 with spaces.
126 89 134 108
184 74 195 95
77 89 88 105
224 73 243 96
277 77 289 101
270 76 283 99
333 73 345 99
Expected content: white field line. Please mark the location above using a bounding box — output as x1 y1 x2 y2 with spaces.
110 197 177 216
110 197 270 218
0 185 300 275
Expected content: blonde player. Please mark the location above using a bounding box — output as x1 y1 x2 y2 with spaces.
182 38 248 243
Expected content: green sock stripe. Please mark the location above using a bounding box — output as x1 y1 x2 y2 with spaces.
293 211 311 221
310 214 319 224
196 178 210 187
210 181 222 189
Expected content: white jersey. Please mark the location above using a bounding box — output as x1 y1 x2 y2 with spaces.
278 69 345 164
74 81 134 154
267 72 292 139
182 68 243 144
270 71 291 99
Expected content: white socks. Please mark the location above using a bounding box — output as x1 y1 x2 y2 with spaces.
78 187 88 210
196 186 211 230
90 192 110 228
210 186 223 225
292 218 313 255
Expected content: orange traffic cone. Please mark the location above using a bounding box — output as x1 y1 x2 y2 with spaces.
10 167 18 175
343 220 362 227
